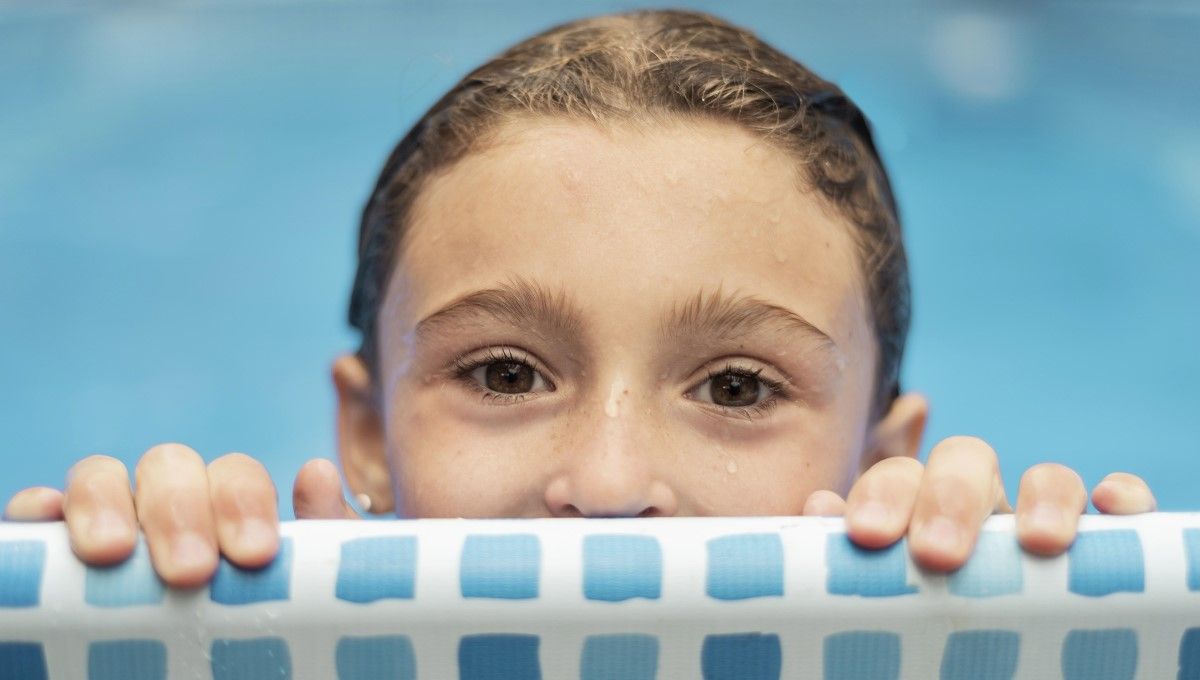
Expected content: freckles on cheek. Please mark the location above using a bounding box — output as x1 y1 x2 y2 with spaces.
389 395 528 518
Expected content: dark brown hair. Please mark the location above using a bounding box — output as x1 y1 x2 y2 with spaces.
349 8 908 416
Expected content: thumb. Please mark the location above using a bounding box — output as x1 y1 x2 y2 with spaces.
802 489 847 517
292 458 361 520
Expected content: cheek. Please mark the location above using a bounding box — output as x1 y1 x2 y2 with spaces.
386 394 542 518
690 420 858 515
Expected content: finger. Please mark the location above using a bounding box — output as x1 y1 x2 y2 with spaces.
908 436 1006 572
207 453 280 569
1015 463 1087 557
801 490 846 517
293 458 360 520
3 487 65 521
134 443 219 588
62 455 138 566
1091 472 1157 515
844 457 924 549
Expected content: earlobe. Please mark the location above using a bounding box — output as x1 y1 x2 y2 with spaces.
332 353 395 514
861 392 929 474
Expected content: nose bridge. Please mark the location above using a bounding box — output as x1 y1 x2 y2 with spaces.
545 372 676 518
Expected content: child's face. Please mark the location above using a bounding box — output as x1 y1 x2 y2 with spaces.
342 117 908 518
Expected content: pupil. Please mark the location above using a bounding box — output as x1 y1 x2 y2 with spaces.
713 373 758 407
486 361 534 393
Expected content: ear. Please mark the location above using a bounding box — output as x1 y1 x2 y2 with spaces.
332 353 395 514
860 392 929 475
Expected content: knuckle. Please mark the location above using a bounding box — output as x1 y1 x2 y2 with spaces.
1023 462 1083 489
929 435 997 467
135 442 202 482
211 452 267 476
68 455 127 483
883 456 924 476
1101 471 1145 487
140 442 201 467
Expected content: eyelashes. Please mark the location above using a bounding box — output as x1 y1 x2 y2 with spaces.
695 363 787 421
451 347 553 405
449 347 791 421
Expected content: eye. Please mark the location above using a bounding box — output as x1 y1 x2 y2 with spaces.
689 363 789 420
452 347 554 404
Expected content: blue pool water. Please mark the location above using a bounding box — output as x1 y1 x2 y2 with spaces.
0 0 1197 515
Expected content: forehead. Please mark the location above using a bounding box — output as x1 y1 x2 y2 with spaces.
392 116 870 355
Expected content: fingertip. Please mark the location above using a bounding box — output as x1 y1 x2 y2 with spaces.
1015 501 1079 557
844 501 904 550
153 532 220 590
908 541 970 574
228 518 281 569
70 516 139 567
907 516 973 574
1016 530 1072 558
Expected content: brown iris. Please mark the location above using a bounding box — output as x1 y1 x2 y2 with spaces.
711 372 759 407
485 361 535 393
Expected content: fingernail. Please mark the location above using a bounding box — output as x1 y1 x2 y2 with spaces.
170 532 212 571
1029 503 1065 532
237 519 277 552
855 501 892 528
88 510 131 544
922 515 962 550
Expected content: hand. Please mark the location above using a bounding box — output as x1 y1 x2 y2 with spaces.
801 435 1157 572
1 443 361 588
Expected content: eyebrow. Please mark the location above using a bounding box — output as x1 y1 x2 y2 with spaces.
413 276 837 350
414 276 585 343
662 286 837 349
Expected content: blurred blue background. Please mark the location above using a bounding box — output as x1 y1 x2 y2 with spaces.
2 0 1197 518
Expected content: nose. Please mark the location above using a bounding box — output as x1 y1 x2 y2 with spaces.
543 380 678 518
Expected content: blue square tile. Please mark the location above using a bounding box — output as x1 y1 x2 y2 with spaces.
459 634 540 680
211 638 291 680
949 532 1023 598
1184 529 1200 591
1067 531 1144 597
336 536 417 603
86 538 165 607
336 635 415 680
1061 629 1137 680
823 631 900 680
0 642 47 680
1179 628 1200 680
211 538 292 605
460 534 540 600
581 634 658 680
0 540 45 608
583 535 661 602
701 633 780 680
825 534 917 598
88 639 166 680
706 533 783 600
939 630 1019 680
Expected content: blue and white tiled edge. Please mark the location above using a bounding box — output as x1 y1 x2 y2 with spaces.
1 513 1199 679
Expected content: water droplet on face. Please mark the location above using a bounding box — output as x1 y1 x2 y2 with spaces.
726 459 738 474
